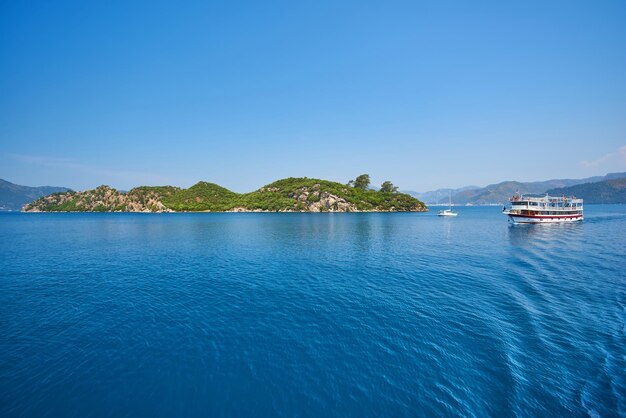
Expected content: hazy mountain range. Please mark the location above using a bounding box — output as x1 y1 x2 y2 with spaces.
547 178 626 204
404 172 626 205
0 179 70 211
401 186 480 205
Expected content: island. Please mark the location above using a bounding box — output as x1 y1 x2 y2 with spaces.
22 176 428 213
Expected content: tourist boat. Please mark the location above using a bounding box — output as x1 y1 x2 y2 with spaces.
503 193 583 223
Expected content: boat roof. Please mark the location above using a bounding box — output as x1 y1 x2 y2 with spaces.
511 193 583 203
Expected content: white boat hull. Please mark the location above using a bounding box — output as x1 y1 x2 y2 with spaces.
438 208 458 217
507 214 583 224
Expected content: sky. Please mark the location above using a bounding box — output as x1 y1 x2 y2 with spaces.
1 0 625 192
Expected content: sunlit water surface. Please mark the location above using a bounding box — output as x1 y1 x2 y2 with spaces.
1 206 624 417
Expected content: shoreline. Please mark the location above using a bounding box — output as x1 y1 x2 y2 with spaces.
20 209 429 214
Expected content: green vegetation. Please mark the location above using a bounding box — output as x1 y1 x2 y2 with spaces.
353 174 371 190
380 181 398 193
40 191 80 211
241 177 421 211
23 176 427 212
162 182 237 211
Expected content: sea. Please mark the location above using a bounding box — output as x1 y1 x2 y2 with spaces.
0 206 624 417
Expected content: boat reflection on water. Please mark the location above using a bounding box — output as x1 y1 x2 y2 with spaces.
507 221 584 249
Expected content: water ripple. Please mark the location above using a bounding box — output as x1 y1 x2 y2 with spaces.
0 207 624 416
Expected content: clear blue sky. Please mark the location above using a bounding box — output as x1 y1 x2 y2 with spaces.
1 0 625 192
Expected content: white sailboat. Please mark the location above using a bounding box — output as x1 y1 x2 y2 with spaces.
438 191 458 217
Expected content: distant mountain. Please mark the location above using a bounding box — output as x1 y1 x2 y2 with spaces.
415 172 626 205
452 179 583 205
0 179 71 211
546 178 626 204
403 186 480 204
604 172 626 180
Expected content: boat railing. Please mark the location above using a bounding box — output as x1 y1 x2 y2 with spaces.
509 203 583 210
509 194 583 204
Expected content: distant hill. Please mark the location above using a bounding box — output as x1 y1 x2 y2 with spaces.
0 179 71 211
452 179 584 205
604 172 626 180
546 178 626 204
414 172 626 205
23 178 427 213
404 186 480 204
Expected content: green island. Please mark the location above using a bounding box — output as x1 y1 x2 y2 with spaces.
22 175 428 213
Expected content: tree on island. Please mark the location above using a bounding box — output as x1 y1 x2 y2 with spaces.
353 174 370 190
380 181 398 193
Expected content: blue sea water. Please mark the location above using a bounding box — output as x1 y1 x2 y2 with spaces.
0 206 624 417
